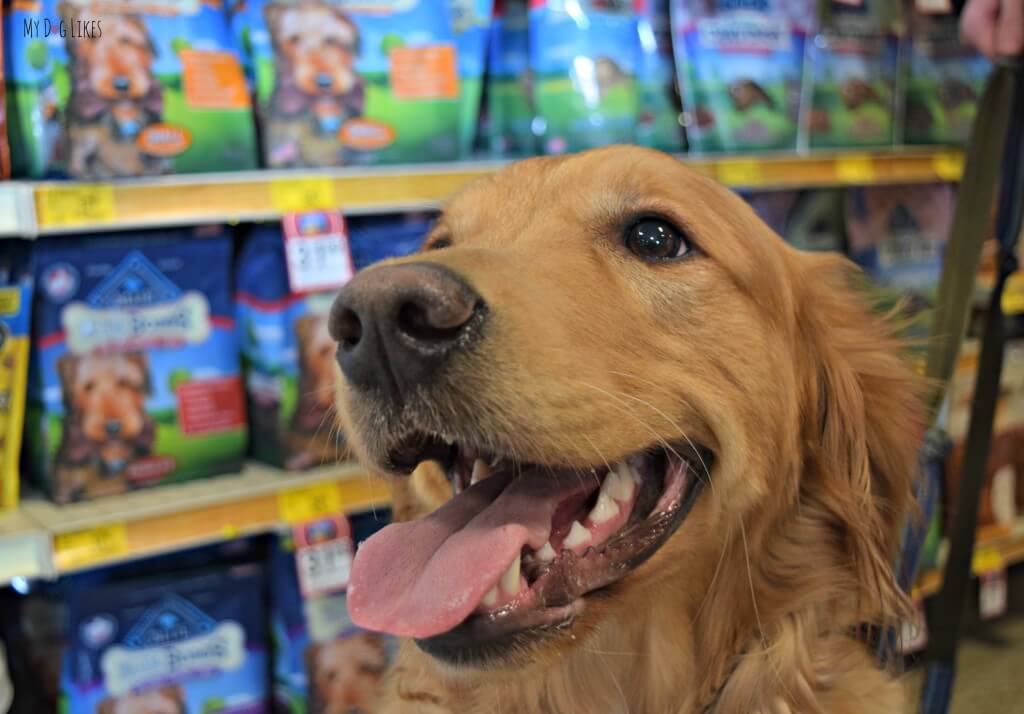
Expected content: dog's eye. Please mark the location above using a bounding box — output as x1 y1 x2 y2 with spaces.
625 219 688 261
425 237 452 251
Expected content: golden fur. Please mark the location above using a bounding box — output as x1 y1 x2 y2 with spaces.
334 146 924 713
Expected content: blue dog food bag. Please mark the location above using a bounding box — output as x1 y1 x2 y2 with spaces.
486 0 535 156
529 0 640 154
4 0 258 179
670 0 811 153
27 229 246 504
636 0 683 151
233 0 461 167
348 213 432 270
63 563 269 713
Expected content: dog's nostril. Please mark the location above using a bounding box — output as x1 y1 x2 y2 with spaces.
396 299 477 343
334 308 363 350
105 420 122 435
315 73 332 89
112 76 130 92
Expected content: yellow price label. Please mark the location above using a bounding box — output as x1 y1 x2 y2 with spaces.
0 287 21 316
932 151 965 181
1002 275 1024 315
37 184 116 228
54 522 128 570
972 547 1004 575
278 482 343 524
270 177 337 213
716 159 764 187
834 154 876 184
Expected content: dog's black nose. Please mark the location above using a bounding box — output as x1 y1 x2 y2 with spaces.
315 73 333 90
112 76 130 93
330 263 486 399
105 420 122 436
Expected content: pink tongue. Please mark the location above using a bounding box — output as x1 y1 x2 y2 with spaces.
347 469 597 638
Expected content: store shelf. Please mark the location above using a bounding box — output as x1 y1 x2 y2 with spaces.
913 521 1024 600
0 461 389 582
0 149 964 238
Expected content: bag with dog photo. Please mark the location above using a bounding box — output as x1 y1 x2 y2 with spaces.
233 0 462 167
26 228 247 504
4 0 259 179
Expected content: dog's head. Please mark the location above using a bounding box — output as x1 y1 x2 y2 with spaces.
65 12 156 101
307 634 388 713
296 313 338 409
59 352 152 444
96 685 185 714
332 147 921 681
264 1 360 97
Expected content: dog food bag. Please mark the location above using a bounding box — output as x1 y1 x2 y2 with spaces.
903 8 989 146
529 0 640 154
670 0 810 153
486 0 535 156
636 0 683 151
235 0 461 167
348 212 432 269
803 0 901 149
453 0 494 157
0 271 32 510
26 229 246 504
270 529 395 713
0 19 10 179
237 224 352 471
4 0 259 179
62 563 270 713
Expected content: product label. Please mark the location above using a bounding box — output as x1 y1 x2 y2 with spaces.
176 376 245 434
697 14 792 52
390 45 459 99
282 211 355 294
180 50 250 109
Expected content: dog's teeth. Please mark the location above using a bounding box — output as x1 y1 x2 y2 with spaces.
564 520 591 550
471 458 490 485
588 487 619 525
482 586 499 607
607 467 635 501
536 541 556 562
500 554 521 595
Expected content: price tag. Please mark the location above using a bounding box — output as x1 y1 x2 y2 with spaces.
270 177 336 213
972 547 1004 575
1002 275 1024 315
282 211 356 294
932 152 965 181
835 154 876 184
979 569 1008 620
37 184 116 228
278 481 343 525
294 515 354 598
899 599 928 654
716 159 764 187
54 522 128 570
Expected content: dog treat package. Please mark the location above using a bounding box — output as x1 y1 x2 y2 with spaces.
529 0 639 154
270 527 395 714
4 0 259 179
26 229 246 504
233 0 461 168
636 0 683 151
486 0 535 156
0 270 33 510
903 8 989 146
669 0 810 153
803 0 901 149
453 0 494 157
60 563 270 713
237 225 349 471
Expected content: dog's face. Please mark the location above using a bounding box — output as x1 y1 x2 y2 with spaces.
97 686 185 714
59 352 151 445
68 14 155 101
297 313 337 409
265 2 359 97
333 147 919 676
308 634 388 713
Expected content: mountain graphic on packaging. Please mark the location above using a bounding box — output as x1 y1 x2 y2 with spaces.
122 595 218 648
88 251 182 309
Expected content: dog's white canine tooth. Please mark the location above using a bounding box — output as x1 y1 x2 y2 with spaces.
536 541 556 562
500 554 521 594
588 488 619 525
608 466 635 501
471 458 490 485
564 520 591 550
482 586 499 607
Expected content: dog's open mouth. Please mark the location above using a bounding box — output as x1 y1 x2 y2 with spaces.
348 435 712 664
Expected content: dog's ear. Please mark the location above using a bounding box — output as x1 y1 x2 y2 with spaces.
126 16 159 58
794 251 923 624
124 352 153 394
263 2 287 42
334 10 360 56
57 354 79 406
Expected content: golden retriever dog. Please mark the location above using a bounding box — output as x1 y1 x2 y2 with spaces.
96 685 186 714
329 145 923 713
63 10 168 178
263 1 363 167
288 312 348 469
56 352 155 502
307 633 389 714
